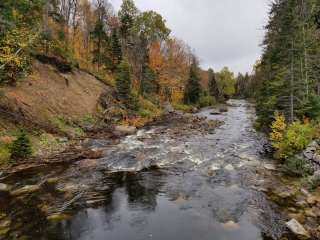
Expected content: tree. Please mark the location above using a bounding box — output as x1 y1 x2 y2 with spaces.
118 0 138 41
208 68 219 98
253 0 320 127
111 29 122 72
140 61 159 96
116 59 132 102
216 67 236 100
10 129 32 160
184 57 202 104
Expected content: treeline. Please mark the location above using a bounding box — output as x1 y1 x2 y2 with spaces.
235 0 320 165
247 0 320 128
0 0 238 111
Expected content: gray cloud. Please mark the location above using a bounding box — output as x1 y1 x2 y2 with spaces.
110 0 270 73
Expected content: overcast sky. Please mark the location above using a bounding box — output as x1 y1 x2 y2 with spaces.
110 0 270 74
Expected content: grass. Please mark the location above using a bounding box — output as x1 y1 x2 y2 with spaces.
50 116 85 138
173 103 195 112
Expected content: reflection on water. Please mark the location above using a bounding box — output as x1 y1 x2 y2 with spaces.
0 100 286 240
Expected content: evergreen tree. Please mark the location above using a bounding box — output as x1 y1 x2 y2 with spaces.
184 58 202 104
118 0 139 41
91 19 112 71
208 68 219 99
116 59 132 102
111 29 122 72
254 0 320 127
10 129 32 160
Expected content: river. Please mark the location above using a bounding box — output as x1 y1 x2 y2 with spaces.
0 100 289 240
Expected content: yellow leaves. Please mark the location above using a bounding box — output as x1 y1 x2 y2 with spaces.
269 111 287 158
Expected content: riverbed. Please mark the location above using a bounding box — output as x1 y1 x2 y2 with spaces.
0 100 289 240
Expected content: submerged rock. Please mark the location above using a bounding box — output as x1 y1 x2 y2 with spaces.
286 219 310 240
11 185 41 196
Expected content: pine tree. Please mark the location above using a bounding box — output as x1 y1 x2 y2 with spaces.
111 29 122 72
184 58 202 104
254 0 320 127
140 53 159 96
208 68 219 99
116 59 132 102
10 130 32 160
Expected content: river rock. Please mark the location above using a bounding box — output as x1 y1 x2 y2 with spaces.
11 185 41 196
305 208 317 218
286 219 310 240
222 220 240 230
113 125 137 136
219 107 228 113
224 164 235 171
264 163 276 171
163 102 175 114
0 183 10 193
210 110 221 115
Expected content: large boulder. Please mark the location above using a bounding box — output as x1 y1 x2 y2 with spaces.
163 102 175 114
286 219 310 240
113 125 137 137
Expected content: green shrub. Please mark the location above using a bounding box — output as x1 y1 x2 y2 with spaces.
10 130 32 160
282 121 314 157
270 116 315 159
281 157 314 177
0 144 10 164
198 95 215 108
80 114 97 128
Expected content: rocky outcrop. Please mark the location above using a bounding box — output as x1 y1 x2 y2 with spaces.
303 140 320 169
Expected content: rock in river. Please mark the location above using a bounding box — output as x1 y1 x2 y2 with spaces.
113 125 137 136
286 219 310 240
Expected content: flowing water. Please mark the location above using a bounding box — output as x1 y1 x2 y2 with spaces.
0 100 288 240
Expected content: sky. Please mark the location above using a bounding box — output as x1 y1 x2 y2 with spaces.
110 0 270 74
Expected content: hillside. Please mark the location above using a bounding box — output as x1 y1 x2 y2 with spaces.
0 60 117 134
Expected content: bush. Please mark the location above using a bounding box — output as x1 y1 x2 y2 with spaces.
284 121 314 152
270 112 314 159
10 130 32 160
281 157 314 177
198 95 215 108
